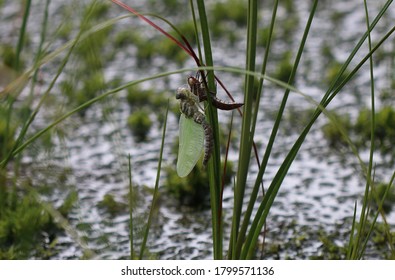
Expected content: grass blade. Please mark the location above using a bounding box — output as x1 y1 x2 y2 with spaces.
128 154 134 260
196 0 223 260
229 0 258 259
139 101 169 259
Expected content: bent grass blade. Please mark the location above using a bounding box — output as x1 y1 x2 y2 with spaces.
177 114 204 177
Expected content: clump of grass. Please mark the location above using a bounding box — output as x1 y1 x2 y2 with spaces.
164 160 234 207
355 106 395 155
322 106 395 157
325 61 351 87
211 0 248 27
0 187 78 259
127 109 153 142
321 113 352 148
273 51 293 82
98 193 126 217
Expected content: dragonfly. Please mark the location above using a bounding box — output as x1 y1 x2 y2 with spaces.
187 73 244 111
176 86 213 177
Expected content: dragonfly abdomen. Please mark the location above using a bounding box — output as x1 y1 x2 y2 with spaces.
193 112 213 167
202 121 213 167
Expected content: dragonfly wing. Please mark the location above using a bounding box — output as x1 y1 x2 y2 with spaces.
177 114 204 177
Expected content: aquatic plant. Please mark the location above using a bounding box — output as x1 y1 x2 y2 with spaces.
127 109 153 142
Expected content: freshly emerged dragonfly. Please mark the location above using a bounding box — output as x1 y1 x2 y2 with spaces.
176 86 213 177
187 73 244 111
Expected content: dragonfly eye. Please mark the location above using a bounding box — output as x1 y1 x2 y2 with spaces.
188 77 201 89
187 76 197 85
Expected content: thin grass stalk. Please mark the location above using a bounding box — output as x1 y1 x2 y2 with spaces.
248 0 279 260
196 0 222 259
14 0 31 71
139 103 169 259
128 154 134 260
347 202 358 258
0 0 34 213
14 0 51 180
29 0 50 100
349 0 377 260
249 0 278 151
189 1 204 63
230 0 258 259
2 0 32 172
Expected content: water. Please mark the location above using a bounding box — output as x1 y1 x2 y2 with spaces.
1 0 394 259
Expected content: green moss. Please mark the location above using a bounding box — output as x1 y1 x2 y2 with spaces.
98 194 126 216
57 21 73 40
83 1 110 20
0 192 67 259
136 40 157 66
160 37 188 64
126 86 155 107
281 0 295 13
114 30 137 48
321 113 352 147
164 164 210 206
211 0 247 27
355 106 395 155
164 159 234 207
0 44 21 70
316 230 346 259
0 106 16 159
58 190 79 217
325 61 350 87
369 182 395 214
273 51 293 82
71 71 105 112
257 27 273 48
75 28 111 70
127 109 153 142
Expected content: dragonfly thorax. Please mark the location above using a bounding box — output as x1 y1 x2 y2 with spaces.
176 87 201 119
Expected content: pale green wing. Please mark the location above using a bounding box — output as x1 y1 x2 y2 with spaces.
177 114 204 177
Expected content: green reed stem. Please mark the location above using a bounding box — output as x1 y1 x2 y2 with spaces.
234 0 278 259
349 0 377 260
128 154 134 260
14 0 31 71
230 0 258 259
196 0 223 259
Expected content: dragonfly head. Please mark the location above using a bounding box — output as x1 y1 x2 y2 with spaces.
187 76 199 87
